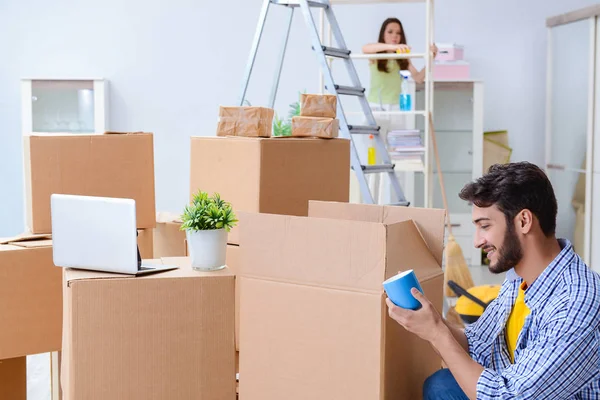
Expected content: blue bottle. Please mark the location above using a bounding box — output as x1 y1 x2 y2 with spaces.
399 72 412 111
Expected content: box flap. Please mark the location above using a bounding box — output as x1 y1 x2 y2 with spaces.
160 257 235 279
156 212 182 224
0 233 52 245
385 221 443 282
240 212 392 292
0 244 26 252
308 201 446 266
103 131 149 135
65 257 234 285
11 239 53 249
65 268 129 284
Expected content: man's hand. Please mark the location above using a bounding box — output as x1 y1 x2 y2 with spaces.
385 288 448 343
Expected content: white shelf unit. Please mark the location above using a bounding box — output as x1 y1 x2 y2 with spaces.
21 78 109 136
344 80 484 266
546 5 600 272
406 80 484 267
318 0 435 206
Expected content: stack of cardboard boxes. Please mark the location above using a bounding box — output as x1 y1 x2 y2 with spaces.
191 104 353 395
3 105 447 399
4 131 239 399
0 234 60 398
0 131 158 398
292 94 339 139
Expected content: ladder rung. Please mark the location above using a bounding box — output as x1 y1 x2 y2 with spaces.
327 84 365 97
348 125 380 135
361 164 395 174
318 45 351 59
271 0 328 8
388 201 411 207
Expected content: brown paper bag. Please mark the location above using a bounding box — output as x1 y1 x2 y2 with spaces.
217 106 274 137
300 94 337 118
291 116 339 139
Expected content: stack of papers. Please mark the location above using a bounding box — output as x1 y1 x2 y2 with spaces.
387 130 425 159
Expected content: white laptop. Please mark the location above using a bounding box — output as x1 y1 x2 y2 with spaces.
51 194 178 275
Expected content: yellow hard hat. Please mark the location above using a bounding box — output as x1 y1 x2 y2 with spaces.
449 281 501 324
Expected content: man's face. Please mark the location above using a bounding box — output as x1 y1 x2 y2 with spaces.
472 205 523 274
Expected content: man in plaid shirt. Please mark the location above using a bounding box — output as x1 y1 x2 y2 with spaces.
386 162 600 399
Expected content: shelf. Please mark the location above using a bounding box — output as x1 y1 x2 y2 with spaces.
371 110 427 116
345 111 427 119
393 160 425 172
271 0 329 7
418 129 472 133
330 0 425 3
415 81 481 92
547 163 587 174
430 170 473 175
349 53 426 60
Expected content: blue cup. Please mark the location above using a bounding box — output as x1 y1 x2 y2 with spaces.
383 270 424 310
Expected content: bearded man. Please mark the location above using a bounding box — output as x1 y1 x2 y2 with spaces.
386 162 600 399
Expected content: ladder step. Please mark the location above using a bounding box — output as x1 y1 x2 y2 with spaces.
271 0 328 8
361 164 395 174
388 201 411 207
327 84 365 97
317 45 351 59
348 125 380 135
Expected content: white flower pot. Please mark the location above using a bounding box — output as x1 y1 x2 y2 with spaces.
186 228 228 271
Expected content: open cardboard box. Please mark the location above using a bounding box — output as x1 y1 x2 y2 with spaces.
237 201 445 400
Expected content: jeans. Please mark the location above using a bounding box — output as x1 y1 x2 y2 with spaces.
423 369 469 400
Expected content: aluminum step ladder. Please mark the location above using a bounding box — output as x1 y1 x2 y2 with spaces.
238 0 409 206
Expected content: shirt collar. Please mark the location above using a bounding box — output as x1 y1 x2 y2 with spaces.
522 239 574 309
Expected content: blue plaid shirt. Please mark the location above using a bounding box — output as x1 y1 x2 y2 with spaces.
464 239 600 399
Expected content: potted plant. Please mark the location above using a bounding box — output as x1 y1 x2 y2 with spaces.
181 190 238 271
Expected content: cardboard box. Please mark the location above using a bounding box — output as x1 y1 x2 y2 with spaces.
226 244 241 351
61 258 236 400
0 357 26 400
153 212 187 258
291 116 339 139
137 229 154 259
217 106 274 137
238 201 445 400
24 132 156 234
190 136 351 245
300 93 337 118
433 61 470 80
435 43 465 62
0 235 62 360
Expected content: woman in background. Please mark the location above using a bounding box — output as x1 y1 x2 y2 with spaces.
362 17 437 104
354 17 436 204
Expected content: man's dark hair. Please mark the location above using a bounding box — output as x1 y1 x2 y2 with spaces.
459 162 558 237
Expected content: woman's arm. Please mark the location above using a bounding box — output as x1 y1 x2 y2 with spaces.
362 43 410 54
407 44 439 84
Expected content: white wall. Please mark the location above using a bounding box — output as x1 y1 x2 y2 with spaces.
2 0 600 238
1 0 599 398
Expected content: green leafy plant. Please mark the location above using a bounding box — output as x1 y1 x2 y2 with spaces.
181 191 238 232
272 91 304 137
273 113 292 137
287 97 301 119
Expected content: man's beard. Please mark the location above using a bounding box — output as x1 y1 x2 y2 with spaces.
488 221 523 274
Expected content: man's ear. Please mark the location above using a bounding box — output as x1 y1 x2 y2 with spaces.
517 209 534 234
